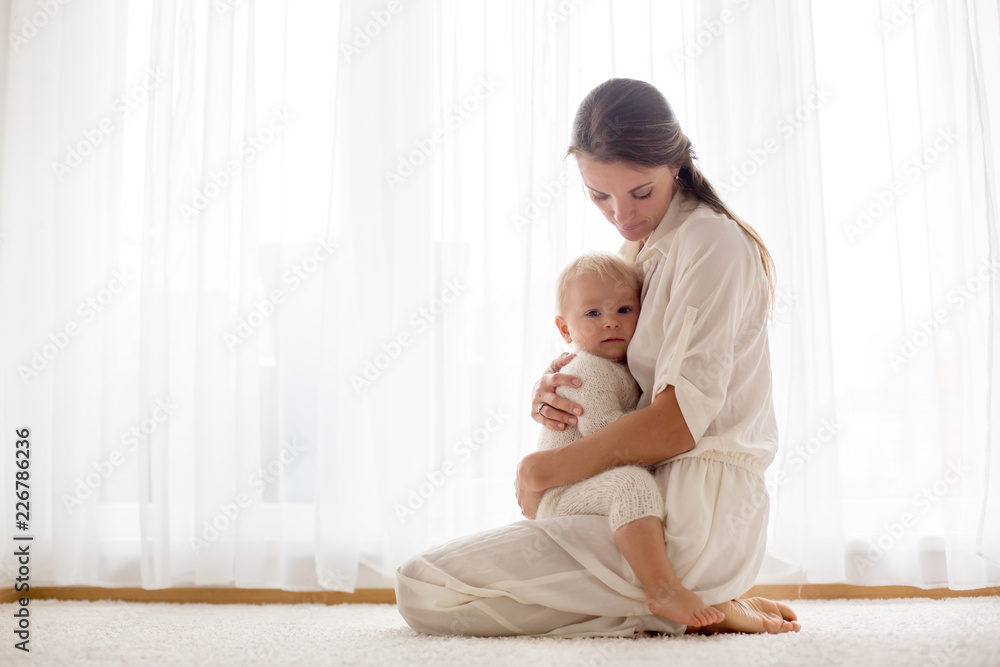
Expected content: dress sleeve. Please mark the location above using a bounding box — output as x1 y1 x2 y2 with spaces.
651 218 760 444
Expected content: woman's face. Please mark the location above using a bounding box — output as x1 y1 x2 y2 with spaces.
576 156 678 244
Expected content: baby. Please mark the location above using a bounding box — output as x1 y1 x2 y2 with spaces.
534 250 724 628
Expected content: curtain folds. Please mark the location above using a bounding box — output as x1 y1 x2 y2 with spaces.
0 0 998 592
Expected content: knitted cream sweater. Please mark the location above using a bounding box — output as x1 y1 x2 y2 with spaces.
535 350 664 532
536 350 640 448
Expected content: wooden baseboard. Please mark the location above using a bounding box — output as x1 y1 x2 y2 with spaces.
742 584 1000 600
3 584 998 605
1 587 395 605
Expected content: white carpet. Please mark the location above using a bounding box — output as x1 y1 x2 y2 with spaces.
2 597 999 666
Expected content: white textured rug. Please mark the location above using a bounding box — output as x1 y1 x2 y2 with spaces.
1 597 998 666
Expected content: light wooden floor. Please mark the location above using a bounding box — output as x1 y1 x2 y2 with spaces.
4 584 999 605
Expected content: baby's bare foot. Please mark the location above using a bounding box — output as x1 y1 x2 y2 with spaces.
645 582 726 627
687 597 801 634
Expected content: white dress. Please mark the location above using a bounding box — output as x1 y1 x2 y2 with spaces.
395 189 779 637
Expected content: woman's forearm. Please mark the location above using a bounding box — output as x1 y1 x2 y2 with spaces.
535 385 696 490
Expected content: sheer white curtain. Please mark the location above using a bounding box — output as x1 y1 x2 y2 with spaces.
758 0 1000 588
1 0 998 593
0 0 352 590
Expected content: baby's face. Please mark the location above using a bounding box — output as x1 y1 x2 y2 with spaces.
556 274 641 361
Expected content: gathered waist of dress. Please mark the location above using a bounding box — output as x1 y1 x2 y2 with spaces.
651 436 771 476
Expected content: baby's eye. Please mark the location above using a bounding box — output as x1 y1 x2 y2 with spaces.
585 310 600 317
618 306 632 314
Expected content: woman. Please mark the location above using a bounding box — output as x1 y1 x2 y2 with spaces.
395 78 800 638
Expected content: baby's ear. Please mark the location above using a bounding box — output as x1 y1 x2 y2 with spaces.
554 316 572 344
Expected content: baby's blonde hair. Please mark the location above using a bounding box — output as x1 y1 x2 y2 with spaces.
555 251 643 317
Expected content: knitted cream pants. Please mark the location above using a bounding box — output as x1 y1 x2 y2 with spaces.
536 465 664 533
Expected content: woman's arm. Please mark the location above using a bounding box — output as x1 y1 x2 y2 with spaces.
519 385 695 499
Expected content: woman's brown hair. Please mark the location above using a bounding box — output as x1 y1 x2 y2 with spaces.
566 78 777 321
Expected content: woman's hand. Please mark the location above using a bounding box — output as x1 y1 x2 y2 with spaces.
515 450 548 519
531 352 584 431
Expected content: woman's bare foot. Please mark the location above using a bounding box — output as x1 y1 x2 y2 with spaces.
645 581 726 627
685 597 800 634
